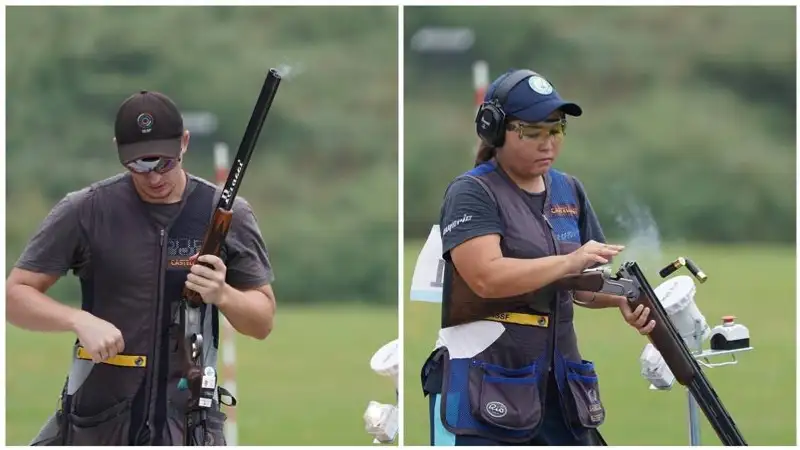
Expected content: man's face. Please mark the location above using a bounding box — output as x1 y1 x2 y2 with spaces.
128 157 184 202
124 131 189 203
502 110 567 177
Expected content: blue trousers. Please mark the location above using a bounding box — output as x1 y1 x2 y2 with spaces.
428 376 595 446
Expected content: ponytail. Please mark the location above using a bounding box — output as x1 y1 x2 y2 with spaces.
474 141 496 167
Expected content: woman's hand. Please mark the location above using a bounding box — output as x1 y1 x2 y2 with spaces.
565 240 625 273
618 300 656 335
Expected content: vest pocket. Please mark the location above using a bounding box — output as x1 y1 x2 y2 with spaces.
29 413 64 446
565 359 606 428
176 408 228 445
203 409 228 445
468 361 542 431
67 398 132 445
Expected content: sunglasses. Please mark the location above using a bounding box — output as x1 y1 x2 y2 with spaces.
125 156 180 174
507 119 568 141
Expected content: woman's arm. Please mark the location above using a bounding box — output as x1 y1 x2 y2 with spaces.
442 177 620 299
450 234 573 298
451 235 621 299
441 178 569 298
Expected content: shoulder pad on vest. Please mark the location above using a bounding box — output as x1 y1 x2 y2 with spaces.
547 168 581 218
87 173 129 191
444 162 498 202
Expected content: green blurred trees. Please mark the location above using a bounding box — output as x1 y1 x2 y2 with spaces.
404 6 795 244
6 6 398 305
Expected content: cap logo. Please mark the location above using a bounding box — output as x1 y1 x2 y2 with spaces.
137 113 154 134
528 76 553 96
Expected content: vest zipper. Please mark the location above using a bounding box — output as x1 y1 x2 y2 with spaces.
543 214 581 437
542 215 560 374
141 228 166 444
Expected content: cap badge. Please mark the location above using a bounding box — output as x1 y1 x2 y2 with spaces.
528 75 553 95
137 113 154 134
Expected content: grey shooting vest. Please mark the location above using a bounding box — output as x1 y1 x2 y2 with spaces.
424 160 606 443
34 173 228 446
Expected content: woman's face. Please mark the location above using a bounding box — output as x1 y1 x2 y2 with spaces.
499 110 567 177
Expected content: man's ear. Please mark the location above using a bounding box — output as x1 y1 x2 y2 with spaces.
181 129 191 154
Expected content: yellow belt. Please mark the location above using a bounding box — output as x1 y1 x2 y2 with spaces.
76 346 147 368
484 312 549 328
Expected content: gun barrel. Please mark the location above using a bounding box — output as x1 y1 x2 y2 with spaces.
625 261 745 446
217 69 282 212
688 377 747 445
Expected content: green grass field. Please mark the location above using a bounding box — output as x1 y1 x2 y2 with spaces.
403 240 796 446
6 303 398 446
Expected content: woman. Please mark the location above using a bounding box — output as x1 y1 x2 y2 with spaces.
421 68 656 446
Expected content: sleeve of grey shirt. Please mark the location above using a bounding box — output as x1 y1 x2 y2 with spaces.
224 197 275 290
574 176 607 244
15 189 89 276
440 177 503 261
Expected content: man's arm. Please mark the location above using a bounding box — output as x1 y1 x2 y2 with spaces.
219 197 276 339
218 283 275 340
6 269 82 332
6 191 88 331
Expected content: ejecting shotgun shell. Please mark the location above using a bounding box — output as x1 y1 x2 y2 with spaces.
684 258 707 283
658 257 707 283
659 257 686 278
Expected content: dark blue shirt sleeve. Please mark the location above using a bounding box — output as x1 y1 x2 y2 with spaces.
574 176 606 245
439 177 503 261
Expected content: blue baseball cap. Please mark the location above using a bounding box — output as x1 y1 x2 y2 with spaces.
486 69 583 123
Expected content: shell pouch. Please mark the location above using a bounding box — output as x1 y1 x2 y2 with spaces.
67 398 133 445
467 360 543 431
564 359 606 428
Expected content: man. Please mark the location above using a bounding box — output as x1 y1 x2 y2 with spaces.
7 90 276 445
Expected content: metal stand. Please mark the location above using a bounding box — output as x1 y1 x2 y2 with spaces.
684 320 753 446
646 318 752 445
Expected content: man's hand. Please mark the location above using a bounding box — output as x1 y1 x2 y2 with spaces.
619 300 656 335
71 310 125 363
185 254 228 306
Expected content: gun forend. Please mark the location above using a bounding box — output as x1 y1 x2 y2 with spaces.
181 208 234 306
622 263 697 385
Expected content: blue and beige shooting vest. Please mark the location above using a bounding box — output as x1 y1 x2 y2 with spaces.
424 159 606 444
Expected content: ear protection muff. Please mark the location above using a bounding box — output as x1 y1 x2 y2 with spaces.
475 69 537 148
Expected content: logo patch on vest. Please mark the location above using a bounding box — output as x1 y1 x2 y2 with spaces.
548 203 581 243
485 401 508 418
167 237 202 268
550 204 578 217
